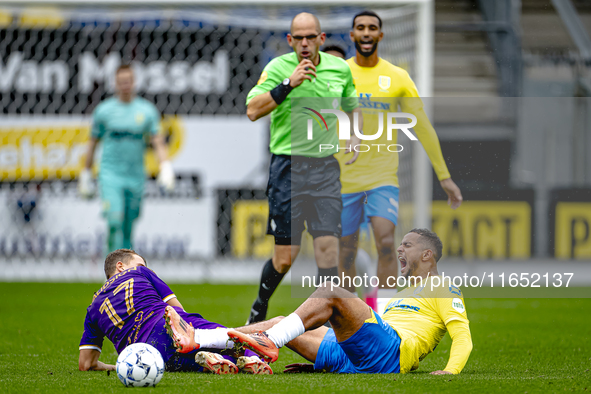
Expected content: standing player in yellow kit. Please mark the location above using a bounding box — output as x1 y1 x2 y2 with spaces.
337 11 463 313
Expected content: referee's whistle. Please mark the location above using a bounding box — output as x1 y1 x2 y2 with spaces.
303 56 316 83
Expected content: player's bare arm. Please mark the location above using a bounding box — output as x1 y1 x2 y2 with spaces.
78 349 115 371
246 92 278 121
440 178 463 210
151 134 168 163
247 59 316 121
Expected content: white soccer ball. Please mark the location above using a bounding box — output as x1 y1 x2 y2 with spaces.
116 343 165 387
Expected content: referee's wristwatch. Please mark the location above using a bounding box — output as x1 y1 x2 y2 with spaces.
270 78 294 104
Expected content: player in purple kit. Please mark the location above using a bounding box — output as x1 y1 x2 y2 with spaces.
78 249 271 375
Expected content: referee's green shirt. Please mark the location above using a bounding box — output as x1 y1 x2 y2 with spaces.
247 52 358 157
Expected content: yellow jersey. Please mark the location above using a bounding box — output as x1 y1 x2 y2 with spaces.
336 58 450 194
381 275 470 373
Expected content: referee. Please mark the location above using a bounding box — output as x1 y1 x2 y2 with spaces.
245 12 362 324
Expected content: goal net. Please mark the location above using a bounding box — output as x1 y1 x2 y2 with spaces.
0 1 433 280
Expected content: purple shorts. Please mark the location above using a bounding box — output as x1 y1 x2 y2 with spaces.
146 307 255 372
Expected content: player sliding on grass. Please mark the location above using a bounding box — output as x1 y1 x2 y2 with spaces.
227 229 473 375
78 249 271 375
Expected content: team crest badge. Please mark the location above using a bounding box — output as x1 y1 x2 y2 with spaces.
378 75 391 90
135 112 145 124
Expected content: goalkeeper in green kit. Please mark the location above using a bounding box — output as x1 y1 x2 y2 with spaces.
79 65 175 254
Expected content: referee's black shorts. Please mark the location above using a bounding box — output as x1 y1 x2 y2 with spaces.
266 154 342 245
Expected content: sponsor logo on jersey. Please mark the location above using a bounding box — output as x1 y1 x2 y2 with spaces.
110 129 144 139
396 304 420 312
358 99 392 110
385 299 420 313
452 298 465 313
358 92 392 110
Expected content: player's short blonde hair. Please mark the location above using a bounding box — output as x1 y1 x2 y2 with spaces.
104 249 146 279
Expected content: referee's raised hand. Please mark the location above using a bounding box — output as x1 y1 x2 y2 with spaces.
289 59 316 87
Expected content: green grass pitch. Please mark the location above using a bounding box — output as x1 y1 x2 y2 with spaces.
1 282 590 393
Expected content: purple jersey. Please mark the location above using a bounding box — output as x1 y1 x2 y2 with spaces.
79 266 176 354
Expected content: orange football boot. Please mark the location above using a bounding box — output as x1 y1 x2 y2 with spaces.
227 330 279 363
164 306 200 353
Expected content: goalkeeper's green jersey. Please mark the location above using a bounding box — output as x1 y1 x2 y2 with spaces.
247 52 358 158
91 97 160 180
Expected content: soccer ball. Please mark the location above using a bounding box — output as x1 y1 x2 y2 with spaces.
116 343 165 387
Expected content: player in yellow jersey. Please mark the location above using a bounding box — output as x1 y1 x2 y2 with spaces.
227 228 473 374
334 11 464 313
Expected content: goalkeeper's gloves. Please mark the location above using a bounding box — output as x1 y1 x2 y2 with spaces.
157 160 175 192
78 168 95 198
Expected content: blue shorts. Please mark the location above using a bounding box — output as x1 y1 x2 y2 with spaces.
145 307 255 372
341 186 399 237
314 312 401 374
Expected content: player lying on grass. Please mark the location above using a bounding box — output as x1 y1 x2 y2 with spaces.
227 229 473 374
78 249 271 375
